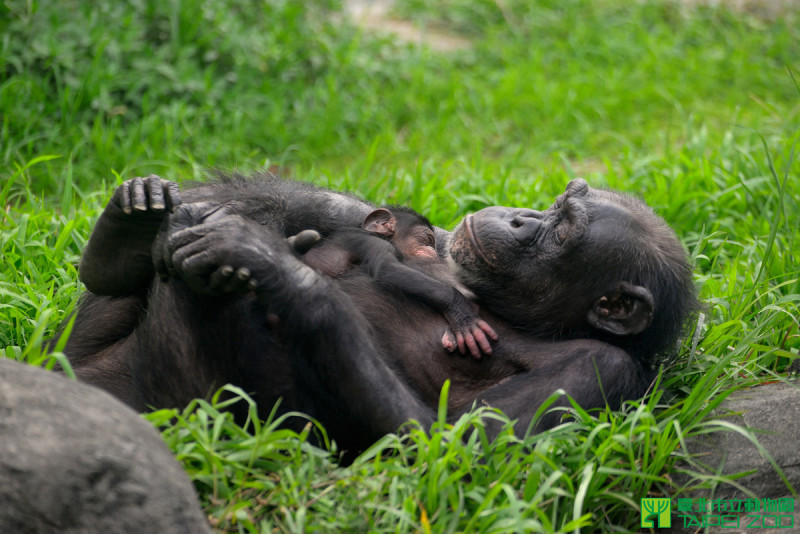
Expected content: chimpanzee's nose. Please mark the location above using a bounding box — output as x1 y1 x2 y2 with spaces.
510 209 543 228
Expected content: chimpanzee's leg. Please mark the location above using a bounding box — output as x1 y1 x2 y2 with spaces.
58 280 249 412
163 210 435 447
123 279 250 411
58 293 142 403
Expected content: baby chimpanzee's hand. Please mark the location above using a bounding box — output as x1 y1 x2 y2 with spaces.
441 317 498 359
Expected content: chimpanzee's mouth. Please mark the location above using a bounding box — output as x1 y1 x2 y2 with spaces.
464 214 495 269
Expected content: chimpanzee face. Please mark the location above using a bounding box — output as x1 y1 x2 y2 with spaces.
448 179 659 334
394 219 437 260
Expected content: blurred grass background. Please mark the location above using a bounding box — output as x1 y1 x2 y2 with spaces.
1 0 799 531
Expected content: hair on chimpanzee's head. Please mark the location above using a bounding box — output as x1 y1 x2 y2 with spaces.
586 188 700 367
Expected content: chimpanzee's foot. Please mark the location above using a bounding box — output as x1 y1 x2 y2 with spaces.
114 175 181 215
163 212 326 302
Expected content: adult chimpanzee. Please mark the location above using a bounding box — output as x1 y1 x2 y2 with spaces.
64 172 697 454
300 206 497 358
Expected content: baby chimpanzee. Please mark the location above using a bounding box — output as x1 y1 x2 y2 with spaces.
300 206 498 358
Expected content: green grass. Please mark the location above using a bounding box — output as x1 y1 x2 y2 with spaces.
2 0 799 531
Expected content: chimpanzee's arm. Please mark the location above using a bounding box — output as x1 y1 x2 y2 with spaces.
80 176 181 296
346 234 497 358
163 210 436 443
183 173 455 250
180 173 376 238
455 343 646 435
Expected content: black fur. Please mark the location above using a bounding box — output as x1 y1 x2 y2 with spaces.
302 206 496 358
60 174 699 454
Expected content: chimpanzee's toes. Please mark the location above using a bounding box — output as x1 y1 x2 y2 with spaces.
288 230 321 254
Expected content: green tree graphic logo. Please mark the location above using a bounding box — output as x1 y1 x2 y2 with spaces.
641 498 671 528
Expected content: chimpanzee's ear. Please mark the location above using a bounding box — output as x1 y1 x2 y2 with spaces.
586 282 654 336
363 209 396 237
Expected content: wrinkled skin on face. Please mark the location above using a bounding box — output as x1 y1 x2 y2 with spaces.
393 220 437 259
449 179 694 362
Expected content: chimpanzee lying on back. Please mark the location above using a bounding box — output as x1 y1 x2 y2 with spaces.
301 206 497 358
62 172 698 454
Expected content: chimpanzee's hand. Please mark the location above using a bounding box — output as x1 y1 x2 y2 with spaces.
153 201 238 282
110 175 182 216
80 175 182 296
441 314 498 359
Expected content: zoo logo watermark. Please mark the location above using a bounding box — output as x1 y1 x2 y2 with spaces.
641 498 671 528
641 497 796 529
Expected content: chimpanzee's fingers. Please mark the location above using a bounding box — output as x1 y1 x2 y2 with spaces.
119 180 132 214
130 177 148 212
145 175 166 212
178 249 220 280
208 265 252 293
168 224 211 252
227 267 252 292
441 330 458 352
472 329 492 357
476 319 498 341
455 332 466 355
169 246 222 295
170 230 217 269
287 230 321 254
209 265 235 291
162 179 182 211
117 176 181 214
464 333 481 359
161 215 211 276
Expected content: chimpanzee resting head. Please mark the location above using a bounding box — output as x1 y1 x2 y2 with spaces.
363 206 438 260
448 178 698 365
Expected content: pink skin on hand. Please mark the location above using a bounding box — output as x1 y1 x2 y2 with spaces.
410 242 497 358
441 319 498 359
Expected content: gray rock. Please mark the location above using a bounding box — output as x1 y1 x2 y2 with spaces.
0 358 211 534
667 380 800 533
691 381 800 499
